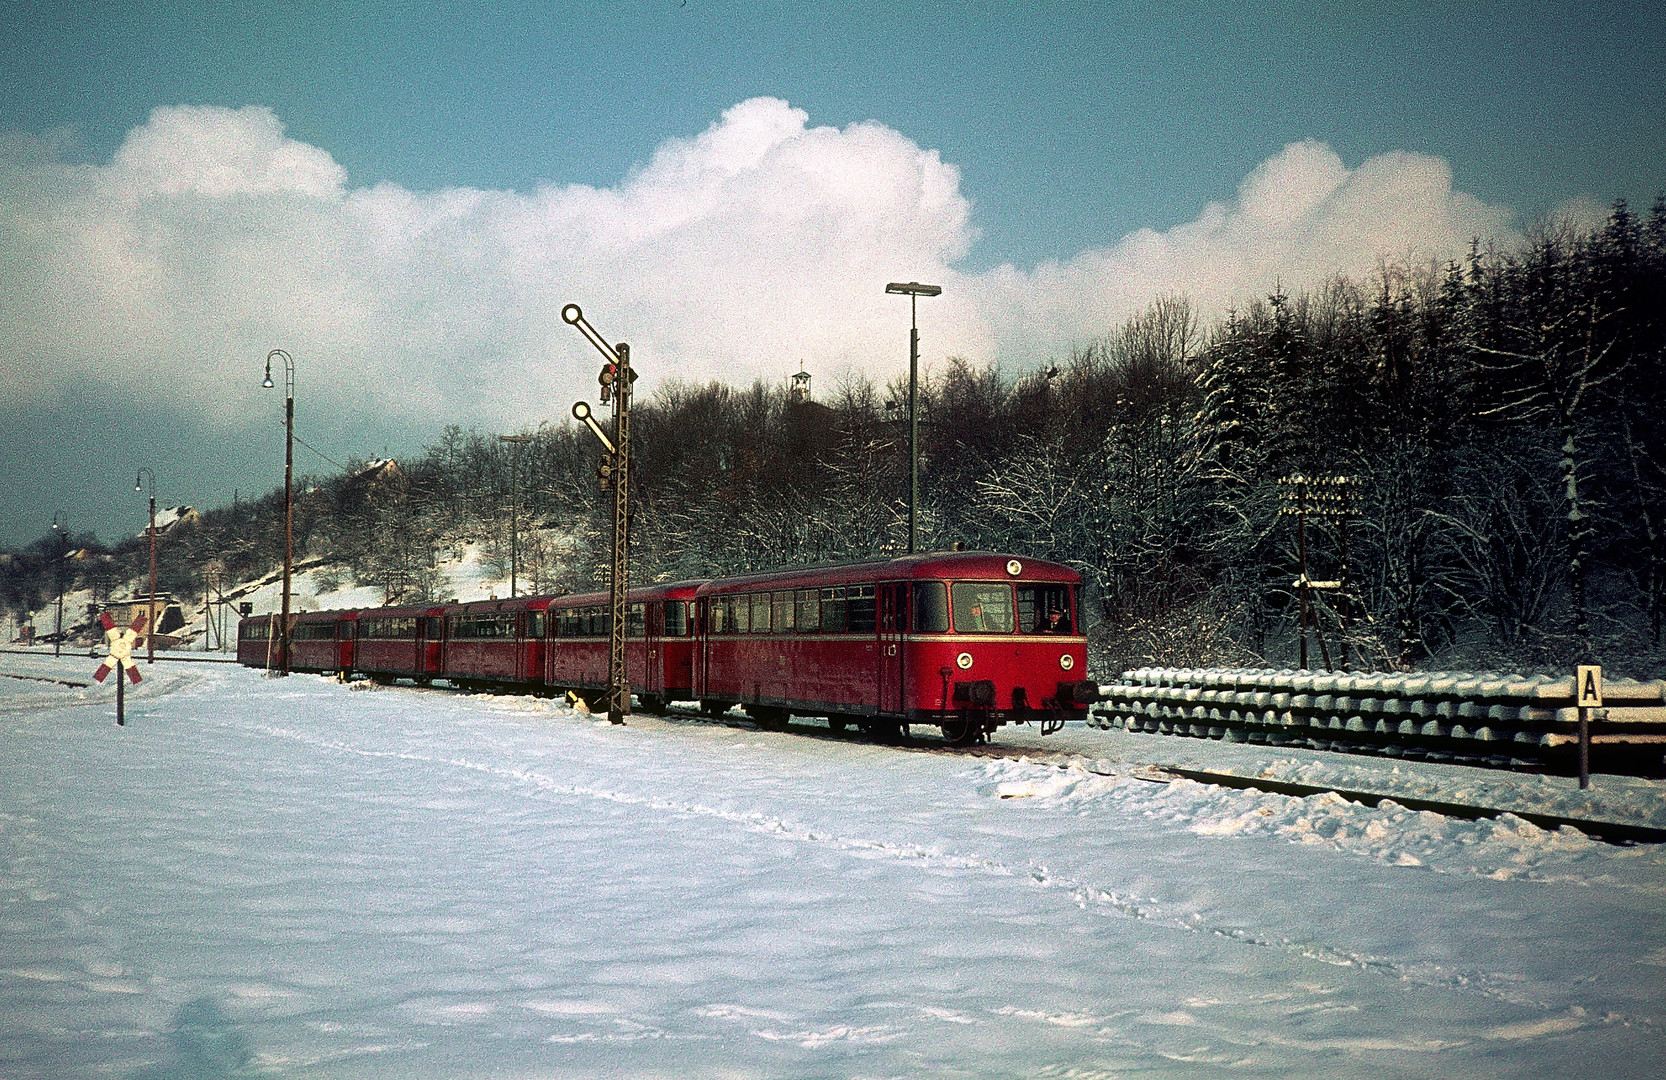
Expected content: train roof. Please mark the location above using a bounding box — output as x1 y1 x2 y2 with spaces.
546 580 707 610
695 551 1080 595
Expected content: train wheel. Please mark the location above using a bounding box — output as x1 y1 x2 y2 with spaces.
700 699 727 717
827 716 849 733
640 694 666 714
746 705 789 731
940 718 979 746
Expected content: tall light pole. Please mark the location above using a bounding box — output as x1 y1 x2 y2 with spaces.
50 511 67 657
498 434 533 597
563 302 633 726
261 349 294 676
135 467 158 664
886 281 941 553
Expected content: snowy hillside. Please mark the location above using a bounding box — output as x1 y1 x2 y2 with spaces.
2 652 1662 1079
6 539 542 650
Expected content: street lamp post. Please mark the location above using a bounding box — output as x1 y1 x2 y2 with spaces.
50 511 67 657
563 302 634 726
135 468 158 664
885 281 942 554
498 434 533 597
261 349 295 676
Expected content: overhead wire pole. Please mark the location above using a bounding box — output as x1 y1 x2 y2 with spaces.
563 303 633 725
51 512 67 657
498 434 533 597
261 349 295 675
135 468 157 663
886 281 941 553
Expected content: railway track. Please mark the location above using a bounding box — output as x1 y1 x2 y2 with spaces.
664 708 1666 846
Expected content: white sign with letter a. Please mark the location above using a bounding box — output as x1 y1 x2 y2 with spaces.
1576 665 1603 708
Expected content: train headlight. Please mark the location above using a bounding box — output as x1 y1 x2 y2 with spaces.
1059 653 1075 671
1006 559 1022 576
956 651 974 670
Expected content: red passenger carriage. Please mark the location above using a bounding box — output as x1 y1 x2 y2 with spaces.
355 604 448 684
545 581 702 709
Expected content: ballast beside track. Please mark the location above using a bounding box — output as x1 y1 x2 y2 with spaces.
1092 667 1666 777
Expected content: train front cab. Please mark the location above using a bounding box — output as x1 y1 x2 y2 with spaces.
891 555 1093 743
693 552 1091 744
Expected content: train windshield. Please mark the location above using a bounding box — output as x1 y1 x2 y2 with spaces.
1017 584 1075 634
950 582 1014 633
913 582 948 632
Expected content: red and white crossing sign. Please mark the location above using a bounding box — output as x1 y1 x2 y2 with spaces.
94 611 146 685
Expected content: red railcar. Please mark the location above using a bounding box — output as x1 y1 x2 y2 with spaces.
442 596 554 691
355 604 448 684
695 552 1092 743
545 581 703 709
284 609 356 675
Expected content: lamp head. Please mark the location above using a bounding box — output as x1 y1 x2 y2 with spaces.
262 357 274 388
885 282 942 297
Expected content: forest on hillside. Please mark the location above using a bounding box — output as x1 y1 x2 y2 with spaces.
6 200 1664 676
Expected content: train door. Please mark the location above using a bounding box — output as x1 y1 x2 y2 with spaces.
693 598 710 701
878 583 907 716
643 602 663 699
420 615 443 679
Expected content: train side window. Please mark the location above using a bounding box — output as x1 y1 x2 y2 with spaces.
912 581 949 633
528 612 546 638
951 582 1015 633
1017 584 1075 633
819 586 846 632
880 584 908 633
795 589 819 633
626 603 646 638
750 592 772 634
664 601 689 637
847 584 876 633
728 596 745 634
773 591 794 634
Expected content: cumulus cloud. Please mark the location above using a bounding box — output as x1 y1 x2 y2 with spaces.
0 101 1517 442
971 139 1518 363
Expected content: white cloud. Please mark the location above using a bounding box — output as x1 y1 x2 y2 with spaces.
0 102 1517 442
969 139 1518 364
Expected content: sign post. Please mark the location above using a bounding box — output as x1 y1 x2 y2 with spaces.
94 611 147 726
1575 664 1602 789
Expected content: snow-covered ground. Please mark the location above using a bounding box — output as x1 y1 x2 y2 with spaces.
2 651 1663 1079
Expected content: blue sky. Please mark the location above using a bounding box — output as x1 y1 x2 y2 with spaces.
1 1 1662 549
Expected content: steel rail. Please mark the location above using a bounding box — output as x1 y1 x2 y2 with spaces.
1152 766 1666 846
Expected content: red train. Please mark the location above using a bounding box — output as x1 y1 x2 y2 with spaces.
239 551 1095 744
